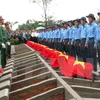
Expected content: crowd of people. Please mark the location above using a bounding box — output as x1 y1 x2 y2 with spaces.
37 13 100 73
10 30 39 44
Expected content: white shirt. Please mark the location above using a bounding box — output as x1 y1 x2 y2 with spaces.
31 32 35 37
34 32 39 37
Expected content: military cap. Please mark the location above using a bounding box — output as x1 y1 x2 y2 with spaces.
80 17 87 22
68 20 74 25
0 17 4 21
97 12 100 15
74 19 80 22
62 21 68 25
86 13 95 20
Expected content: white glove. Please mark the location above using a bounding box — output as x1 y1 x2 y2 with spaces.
2 43 6 48
7 42 10 46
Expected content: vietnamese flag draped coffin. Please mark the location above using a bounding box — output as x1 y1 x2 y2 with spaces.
58 57 93 79
0 67 3 76
26 41 93 79
50 52 75 68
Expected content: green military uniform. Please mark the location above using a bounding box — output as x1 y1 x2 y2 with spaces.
5 22 11 58
6 30 11 58
0 36 2 68
0 25 6 68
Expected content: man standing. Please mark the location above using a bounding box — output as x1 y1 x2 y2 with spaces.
5 22 11 58
80 17 89 62
62 22 70 54
96 12 100 67
22 30 28 43
72 19 82 59
68 20 76 57
0 17 6 68
86 14 97 72
0 17 3 69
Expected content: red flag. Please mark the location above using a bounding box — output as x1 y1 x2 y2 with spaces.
50 58 59 68
72 61 93 79
0 68 3 76
59 59 93 79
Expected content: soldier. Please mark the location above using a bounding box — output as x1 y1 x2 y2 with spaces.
53 24 61 51
48 26 52 48
86 14 97 72
80 17 89 62
62 22 70 54
68 20 76 57
97 12 100 67
51 26 55 49
38 29 43 44
0 17 6 68
56 24 64 52
0 18 3 69
72 19 82 59
4 22 11 58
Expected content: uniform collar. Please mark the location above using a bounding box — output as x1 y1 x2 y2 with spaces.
76 25 81 28
89 21 95 26
83 23 87 27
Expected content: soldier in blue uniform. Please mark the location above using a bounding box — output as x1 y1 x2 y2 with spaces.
49 26 53 48
68 20 76 57
62 22 70 54
51 26 55 49
72 19 82 59
86 14 97 71
53 25 59 50
57 24 64 52
80 17 89 62
97 12 100 67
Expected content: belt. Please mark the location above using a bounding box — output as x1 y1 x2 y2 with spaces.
81 38 86 40
75 39 80 41
89 37 94 40
64 38 69 40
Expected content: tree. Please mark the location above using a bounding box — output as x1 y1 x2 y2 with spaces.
32 0 53 27
56 20 64 25
8 21 18 30
17 19 44 30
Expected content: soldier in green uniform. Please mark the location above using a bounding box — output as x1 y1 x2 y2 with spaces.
0 17 6 68
0 19 2 69
5 22 11 58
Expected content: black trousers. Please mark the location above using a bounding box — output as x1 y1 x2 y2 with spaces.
58 41 64 52
97 41 100 67
79 38 87 62
51 40 54 49
68 39 76 57
74 39 81 58
63 39 69 54
87 38 97 71
54 39 58 50
8 45 11 58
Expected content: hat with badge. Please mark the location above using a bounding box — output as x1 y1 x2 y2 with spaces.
68 20 74 25
62 21 69 25
97 12 100 16
86 13 95 20
74 19 80 23
80 17 87 22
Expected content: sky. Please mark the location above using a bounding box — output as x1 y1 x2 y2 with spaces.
0 0 100 30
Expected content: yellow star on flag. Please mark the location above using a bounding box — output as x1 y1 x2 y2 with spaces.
73 61 85 69
59 53 69 60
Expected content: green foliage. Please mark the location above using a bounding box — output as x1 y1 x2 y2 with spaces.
10 38 20 45
8 21 18 30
